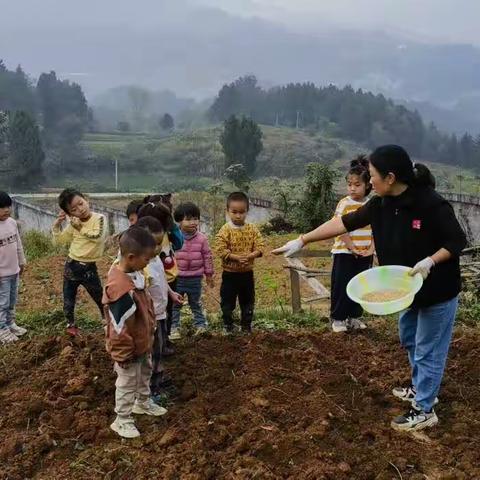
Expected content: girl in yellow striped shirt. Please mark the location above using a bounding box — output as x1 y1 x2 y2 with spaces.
331 156 374 333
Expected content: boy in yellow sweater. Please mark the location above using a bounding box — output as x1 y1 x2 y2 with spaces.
52 188 107 336
215 192 264 333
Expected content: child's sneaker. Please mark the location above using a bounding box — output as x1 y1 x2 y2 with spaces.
0 328 19 344
132 399 168 416
392 385 439 405
169 328 181 340
194 325 207 336
223 324 235 335
348 318 367 330
331 320 348 333
66 325 80 337
110 417 141 438
9 323 27 336
391 403 438 431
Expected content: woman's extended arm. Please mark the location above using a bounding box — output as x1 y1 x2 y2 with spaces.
272 217 346 257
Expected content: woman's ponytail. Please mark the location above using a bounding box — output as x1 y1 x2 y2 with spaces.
413 163 436 188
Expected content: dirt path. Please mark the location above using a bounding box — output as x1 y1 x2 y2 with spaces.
0 327 479 479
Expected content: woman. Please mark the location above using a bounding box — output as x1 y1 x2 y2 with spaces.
273 145 466 432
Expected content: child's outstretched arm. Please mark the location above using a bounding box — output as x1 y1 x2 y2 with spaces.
52 211 74 246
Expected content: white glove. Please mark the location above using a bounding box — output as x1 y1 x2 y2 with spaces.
272 237 305 258
409 257 435 280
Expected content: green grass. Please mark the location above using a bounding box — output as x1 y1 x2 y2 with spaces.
16 309 101 336
22 230 66 261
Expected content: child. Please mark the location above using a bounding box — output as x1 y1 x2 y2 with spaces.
215 192 264 333
136 216 183 398
126 200 143 226
138 197 183 344
52 188 107 337
0 192 27 344
171 202 214 337
330 156 374 333
104 226 166 439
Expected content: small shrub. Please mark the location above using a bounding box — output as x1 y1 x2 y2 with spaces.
457 290 480 326
22 230 65 261
260 215 295 236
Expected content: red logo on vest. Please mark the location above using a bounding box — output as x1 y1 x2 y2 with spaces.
412 219 422 230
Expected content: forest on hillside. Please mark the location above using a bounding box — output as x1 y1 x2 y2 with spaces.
1 61 480 192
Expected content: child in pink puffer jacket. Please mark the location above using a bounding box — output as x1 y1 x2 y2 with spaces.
171 202 214 335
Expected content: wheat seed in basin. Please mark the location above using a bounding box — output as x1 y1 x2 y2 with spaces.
362 289 409 303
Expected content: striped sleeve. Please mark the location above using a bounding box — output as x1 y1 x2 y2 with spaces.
82 214 106 240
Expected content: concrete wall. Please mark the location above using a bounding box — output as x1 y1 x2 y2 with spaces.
12 197 279 236
13 193 477 243
13 199 57 235
441 192 480 245
12 198 130 235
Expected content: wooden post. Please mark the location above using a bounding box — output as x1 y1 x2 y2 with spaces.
290 268 302 313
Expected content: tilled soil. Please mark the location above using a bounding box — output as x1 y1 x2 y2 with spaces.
1 328 479 479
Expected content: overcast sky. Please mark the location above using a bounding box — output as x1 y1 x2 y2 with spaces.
1 0 479 45
197 0 480 45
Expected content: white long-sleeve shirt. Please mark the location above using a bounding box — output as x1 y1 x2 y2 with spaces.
0 218 26 277
145 256 169 321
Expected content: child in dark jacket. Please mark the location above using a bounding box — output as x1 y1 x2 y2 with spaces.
171 202 214 336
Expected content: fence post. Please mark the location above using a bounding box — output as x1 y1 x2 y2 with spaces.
290 268 302 313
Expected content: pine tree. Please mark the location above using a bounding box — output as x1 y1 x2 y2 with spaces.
8 111 45 189
220 115 263 176
159 113 174 131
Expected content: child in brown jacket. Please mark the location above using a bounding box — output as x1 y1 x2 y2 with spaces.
104 226 167 439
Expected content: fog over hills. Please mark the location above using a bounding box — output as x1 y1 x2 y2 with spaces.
2 0 480 132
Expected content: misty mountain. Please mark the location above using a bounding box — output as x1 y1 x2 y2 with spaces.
2 0 480 132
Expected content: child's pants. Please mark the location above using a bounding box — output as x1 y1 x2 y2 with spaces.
0 274 19 330
114 356 151 419
166 280 177 336
63 259 103 326
151 320 167 395
171 276 206 329
220 271 255 330
330 253 372 321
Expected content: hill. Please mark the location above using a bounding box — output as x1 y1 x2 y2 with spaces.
68 126 361 192
61 126 479 195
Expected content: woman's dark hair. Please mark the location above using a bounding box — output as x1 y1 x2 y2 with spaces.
136 215 164 234
347 154 372 194
58 188 85 213
174 202 200 222
369 145 435 188
143 193 173 212
137 202 174 231
126 200 143 218
0 191 12 209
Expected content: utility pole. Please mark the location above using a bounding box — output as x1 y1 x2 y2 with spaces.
296 110 300 129
114 159 118 191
